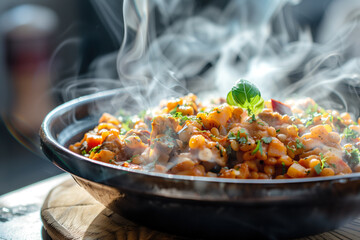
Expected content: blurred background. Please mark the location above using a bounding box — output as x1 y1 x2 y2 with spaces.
0 0 118 194
1 0 360 194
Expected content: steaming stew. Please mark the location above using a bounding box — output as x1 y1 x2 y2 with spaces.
69 94 360 179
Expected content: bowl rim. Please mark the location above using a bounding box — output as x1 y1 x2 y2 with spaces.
40 88 360 185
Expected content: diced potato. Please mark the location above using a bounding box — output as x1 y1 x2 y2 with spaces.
92 150 115 163
287 163 307 178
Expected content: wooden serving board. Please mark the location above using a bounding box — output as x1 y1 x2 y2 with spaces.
41 179 360 240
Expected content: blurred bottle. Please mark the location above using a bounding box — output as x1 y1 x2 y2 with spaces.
1 4 58 151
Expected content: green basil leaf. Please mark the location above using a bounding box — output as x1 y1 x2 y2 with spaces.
226 79 264 116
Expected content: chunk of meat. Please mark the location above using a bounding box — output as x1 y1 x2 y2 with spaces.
98 113 121 125
125 129 150 143
151 116 178 139
101 134 128 161
271 99 292 116
258 111 283 128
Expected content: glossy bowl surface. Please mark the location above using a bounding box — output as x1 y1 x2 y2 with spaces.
40 89 360 239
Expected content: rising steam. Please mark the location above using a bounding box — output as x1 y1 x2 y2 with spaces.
59 0 360 117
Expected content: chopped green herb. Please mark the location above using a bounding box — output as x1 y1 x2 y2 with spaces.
228 131 247 144
281 162 286 175
228 132 236 140
287 144 295 153
295 139 305 149
219 148 224 157
237 131 248 144
120 128 127 135
305 118 314 127
343 127 359 140
130 154 139 161
331 163 337 169
169 105 179 115
314 153 329 174
236 131 241 141
320 153 329 169
276 129 280 133
216 110 221 114
121 120 131 131
226 79 264 117
197 129 208 134
238 137 248 144
81 150 87 155
89 145 101 153
170 111 198 125
314 163 322 174
252 140 262 155
305 104 318 115
226 145 232 155
344 148 360 168
257 122 265 126
262 137 272 144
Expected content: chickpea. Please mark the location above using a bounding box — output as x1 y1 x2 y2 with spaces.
320 168 335 177
230 140 240 151
211 127 220 137
264 165 275 176
264 157 277 165
309 159 320 169
251 171 259 179
258 173 270 179
287 125 298 137
277 134 287 142
177 105 194 116
246 160 258 171
243 151 256 161
239 138 256 152
189 135 206 149
267 127 277 137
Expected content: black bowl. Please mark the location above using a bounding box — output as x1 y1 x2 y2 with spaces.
40 89 360 240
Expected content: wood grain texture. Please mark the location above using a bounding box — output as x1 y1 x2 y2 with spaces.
41 179 181 240
41 179 360 240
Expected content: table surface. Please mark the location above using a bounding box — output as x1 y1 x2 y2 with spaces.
0 173 71 240
1 174 360 240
